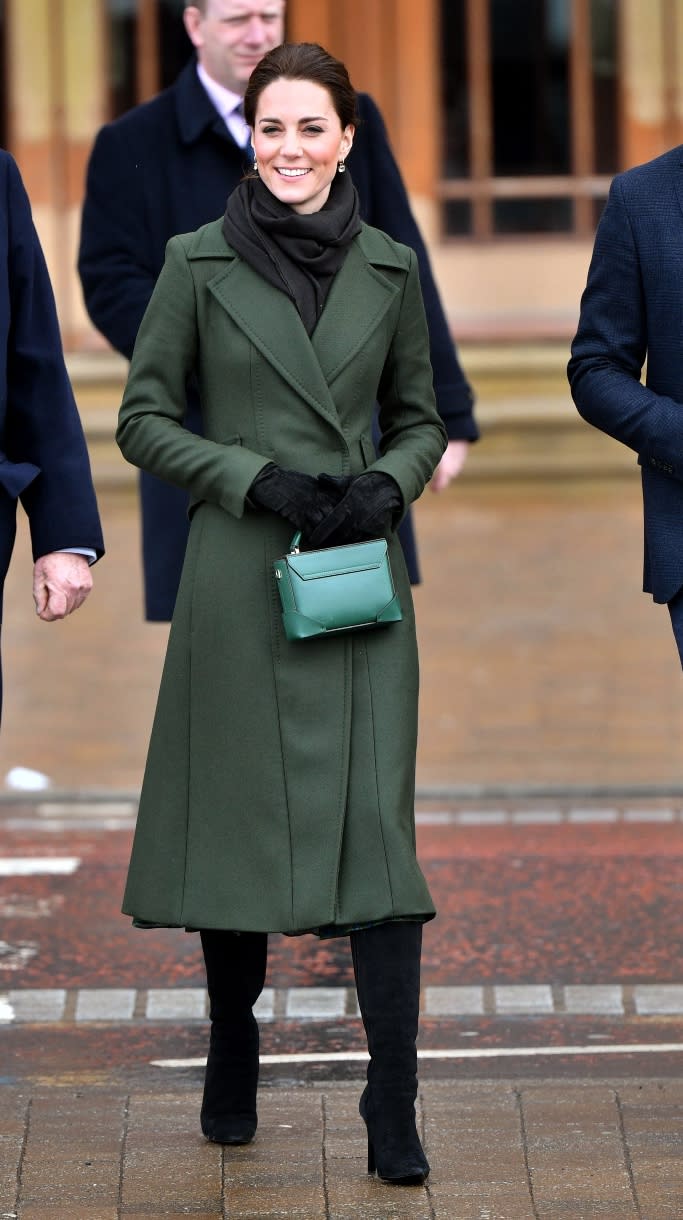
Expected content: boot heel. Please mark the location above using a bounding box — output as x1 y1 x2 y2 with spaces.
367 1136 376 1175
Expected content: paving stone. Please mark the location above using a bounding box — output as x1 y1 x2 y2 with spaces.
634 985 683 1015
455 810 508 825
75 989 136 1022
18 1092 125 1209
564 984 624 1015
145 988 206 1020
623 808 675 822
285 987 346 1019
122 1098 221 1212
568 808 620 823
494 984 554 1014
424 985 484 1015
19 1210 119 1219
510 809 564 824
521 1086 637 1217
7 989 66 1022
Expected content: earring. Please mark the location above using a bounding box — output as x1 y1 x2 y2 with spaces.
338 160 346 174
253 158 258 173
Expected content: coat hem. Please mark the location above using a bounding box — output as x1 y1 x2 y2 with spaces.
128 910 436 938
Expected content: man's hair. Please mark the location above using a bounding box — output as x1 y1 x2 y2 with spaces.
244 42 359 130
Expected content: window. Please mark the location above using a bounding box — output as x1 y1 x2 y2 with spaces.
440 0 619 237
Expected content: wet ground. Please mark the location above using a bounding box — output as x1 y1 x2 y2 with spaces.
2 476 683 1215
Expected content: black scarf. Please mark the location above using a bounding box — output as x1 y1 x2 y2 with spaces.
222 170 361 335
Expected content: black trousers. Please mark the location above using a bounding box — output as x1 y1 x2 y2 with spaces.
667 585 683 669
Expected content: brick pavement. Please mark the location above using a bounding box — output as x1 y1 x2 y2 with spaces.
2 1078 683 1217
1 474 683 1215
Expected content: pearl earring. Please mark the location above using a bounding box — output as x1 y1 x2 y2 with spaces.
253 158 258 173
338 160 346 174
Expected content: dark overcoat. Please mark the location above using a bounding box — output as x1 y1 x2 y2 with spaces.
0 152 103 689
117 220 447 933
569 145 683 605
79 61 477 617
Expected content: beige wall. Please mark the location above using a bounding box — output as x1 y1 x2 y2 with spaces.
5 0 683 348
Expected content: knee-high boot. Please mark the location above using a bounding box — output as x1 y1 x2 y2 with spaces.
199 928 268 1145
350 921 429 1185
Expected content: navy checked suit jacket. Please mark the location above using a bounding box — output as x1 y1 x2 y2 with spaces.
569 145 683 604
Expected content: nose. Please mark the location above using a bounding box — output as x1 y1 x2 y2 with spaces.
280 129 303 157
243 17 268 46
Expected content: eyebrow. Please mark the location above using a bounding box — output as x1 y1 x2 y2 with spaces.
257 115 329 124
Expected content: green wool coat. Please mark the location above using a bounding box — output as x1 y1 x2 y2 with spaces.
117 218 447 935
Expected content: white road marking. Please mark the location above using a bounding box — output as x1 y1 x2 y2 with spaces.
0 857 80 876
151 1042 683 1068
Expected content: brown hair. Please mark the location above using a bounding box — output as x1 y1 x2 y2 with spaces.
243 43 359 130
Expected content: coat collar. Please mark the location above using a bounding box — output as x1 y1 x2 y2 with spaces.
173 59 239 148
188 222 404 435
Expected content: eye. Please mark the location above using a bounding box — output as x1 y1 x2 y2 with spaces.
260 125 280 135
303 125 324 135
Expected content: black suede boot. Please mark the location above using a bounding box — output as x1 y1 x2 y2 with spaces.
199 929 268 1145
350 921 429 1185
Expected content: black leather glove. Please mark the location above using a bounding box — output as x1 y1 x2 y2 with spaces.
248 465 344 535
307 472 403 548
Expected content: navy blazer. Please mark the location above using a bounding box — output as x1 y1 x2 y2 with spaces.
0 151 103 613
568 145 683 605
79 60 477 617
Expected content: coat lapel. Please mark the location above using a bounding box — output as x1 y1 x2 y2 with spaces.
311 238 401 384
207 256 344 431
196 223 403 433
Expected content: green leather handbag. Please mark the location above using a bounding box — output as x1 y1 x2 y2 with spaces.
273 531 403 641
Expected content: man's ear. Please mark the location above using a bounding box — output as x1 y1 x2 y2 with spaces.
183 6 203 50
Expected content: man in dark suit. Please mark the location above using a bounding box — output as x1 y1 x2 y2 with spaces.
568 145 683 665
0 151 104 711
78 0 478 622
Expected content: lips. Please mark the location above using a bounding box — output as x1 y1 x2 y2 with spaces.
275 168 311 178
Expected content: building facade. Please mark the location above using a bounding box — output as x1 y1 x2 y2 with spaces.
3 0 683 349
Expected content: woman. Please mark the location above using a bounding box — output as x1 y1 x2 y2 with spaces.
117 43 447 1186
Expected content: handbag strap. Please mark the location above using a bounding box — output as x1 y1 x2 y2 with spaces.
290 531 302 553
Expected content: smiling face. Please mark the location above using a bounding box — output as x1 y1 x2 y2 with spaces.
252 77 354 215
183 0 285 95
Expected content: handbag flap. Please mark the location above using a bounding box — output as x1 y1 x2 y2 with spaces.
286 539 388 581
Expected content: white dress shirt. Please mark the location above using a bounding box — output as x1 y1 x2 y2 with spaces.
196 64 251 150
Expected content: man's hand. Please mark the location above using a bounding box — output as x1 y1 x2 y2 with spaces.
429 440 469 492
32 553 93 622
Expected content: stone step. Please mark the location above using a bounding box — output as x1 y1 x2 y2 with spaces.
66 345 635 485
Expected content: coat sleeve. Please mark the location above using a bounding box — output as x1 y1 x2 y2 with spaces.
116 237 270 517
354 93 478 441
78 122 158 360
568 174 683 475
4 156 103 561
367 249 448 506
